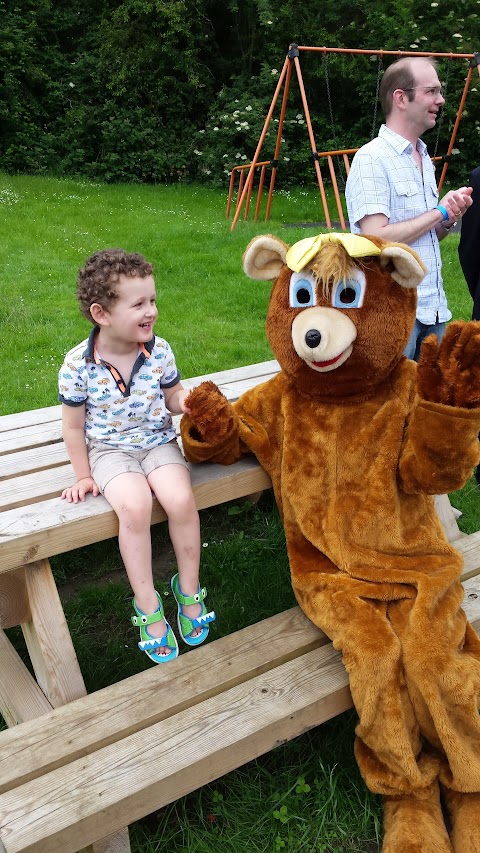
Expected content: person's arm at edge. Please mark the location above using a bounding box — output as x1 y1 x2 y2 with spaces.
61 402 99 502
459 169 480 302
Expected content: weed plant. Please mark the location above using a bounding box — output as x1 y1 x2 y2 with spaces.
1 174 478 851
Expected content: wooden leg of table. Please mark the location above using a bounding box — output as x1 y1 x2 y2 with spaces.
91 829 132 852
0 569 31 629
0 561 132 851
0 629 53 725
20 558 87 707
246 490 264 504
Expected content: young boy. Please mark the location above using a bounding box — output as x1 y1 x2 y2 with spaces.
59 248 215 663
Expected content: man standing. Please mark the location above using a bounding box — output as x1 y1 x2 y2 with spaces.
346 56 473 360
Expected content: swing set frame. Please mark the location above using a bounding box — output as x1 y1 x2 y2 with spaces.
227 44 480 231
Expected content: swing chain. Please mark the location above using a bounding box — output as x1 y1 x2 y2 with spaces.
323 54 346 190
433 58 451 160
371 55 384 139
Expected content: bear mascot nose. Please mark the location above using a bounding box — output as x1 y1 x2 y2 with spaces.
305 329 322 349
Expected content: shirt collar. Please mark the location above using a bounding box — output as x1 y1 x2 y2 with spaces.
82 327 154 361
379 124 428 158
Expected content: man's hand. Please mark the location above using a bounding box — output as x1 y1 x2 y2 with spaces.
439 186 473 223
61 477 100 503
177 389 191 414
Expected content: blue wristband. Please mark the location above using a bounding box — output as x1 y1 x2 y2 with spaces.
436 204 449 221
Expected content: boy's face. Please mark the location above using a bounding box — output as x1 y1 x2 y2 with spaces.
102 274 158 342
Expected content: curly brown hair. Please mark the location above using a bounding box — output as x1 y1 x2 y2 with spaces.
77 248 154 323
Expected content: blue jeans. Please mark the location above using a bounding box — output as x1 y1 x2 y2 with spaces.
404 319 446 362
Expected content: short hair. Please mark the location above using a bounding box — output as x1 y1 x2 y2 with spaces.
76 248 154 323
379 57 438 117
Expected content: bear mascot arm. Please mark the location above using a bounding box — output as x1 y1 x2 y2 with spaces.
399 320 480 495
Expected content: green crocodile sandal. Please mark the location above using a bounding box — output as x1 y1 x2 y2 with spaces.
131 592 178 663
170 573 216 646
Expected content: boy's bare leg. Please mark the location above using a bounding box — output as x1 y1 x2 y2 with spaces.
103 472 169 649
148 464 203 637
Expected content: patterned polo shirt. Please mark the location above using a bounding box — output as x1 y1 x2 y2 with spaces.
345 124 451 324
58 327 181 450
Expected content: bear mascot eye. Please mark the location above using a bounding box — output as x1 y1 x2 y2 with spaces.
331 270 366 309
289 272 317 307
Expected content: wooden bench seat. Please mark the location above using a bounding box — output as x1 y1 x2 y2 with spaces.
1 357 479 853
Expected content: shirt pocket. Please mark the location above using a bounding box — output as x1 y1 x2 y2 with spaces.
393 180 423 217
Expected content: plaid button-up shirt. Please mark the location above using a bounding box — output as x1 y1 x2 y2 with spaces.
345 124 451 324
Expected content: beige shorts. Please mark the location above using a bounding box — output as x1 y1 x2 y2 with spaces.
88 438 188 493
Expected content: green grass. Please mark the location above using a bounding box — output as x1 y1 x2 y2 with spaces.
1 173 479 852
0 176 324 413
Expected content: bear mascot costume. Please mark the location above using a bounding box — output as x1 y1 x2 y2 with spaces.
180 232 480 852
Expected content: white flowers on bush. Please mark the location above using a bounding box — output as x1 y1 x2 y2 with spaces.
194 149 202 155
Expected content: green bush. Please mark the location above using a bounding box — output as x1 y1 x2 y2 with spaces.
1 0 480 186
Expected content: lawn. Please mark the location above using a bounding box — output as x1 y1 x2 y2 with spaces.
1 173 478 852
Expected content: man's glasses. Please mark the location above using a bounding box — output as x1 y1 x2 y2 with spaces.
402 86 444 97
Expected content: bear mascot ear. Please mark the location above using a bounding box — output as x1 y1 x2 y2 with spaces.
243 234 426 291
379 244 426 289
243 235 289 281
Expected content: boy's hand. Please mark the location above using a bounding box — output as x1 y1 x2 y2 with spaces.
177 389 191 414
61 477 100 503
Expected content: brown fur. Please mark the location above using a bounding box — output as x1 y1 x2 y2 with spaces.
181 234 480 851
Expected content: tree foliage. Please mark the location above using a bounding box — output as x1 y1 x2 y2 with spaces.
1 0 479 185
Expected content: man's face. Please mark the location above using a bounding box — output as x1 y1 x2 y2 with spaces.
405 61 445 134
